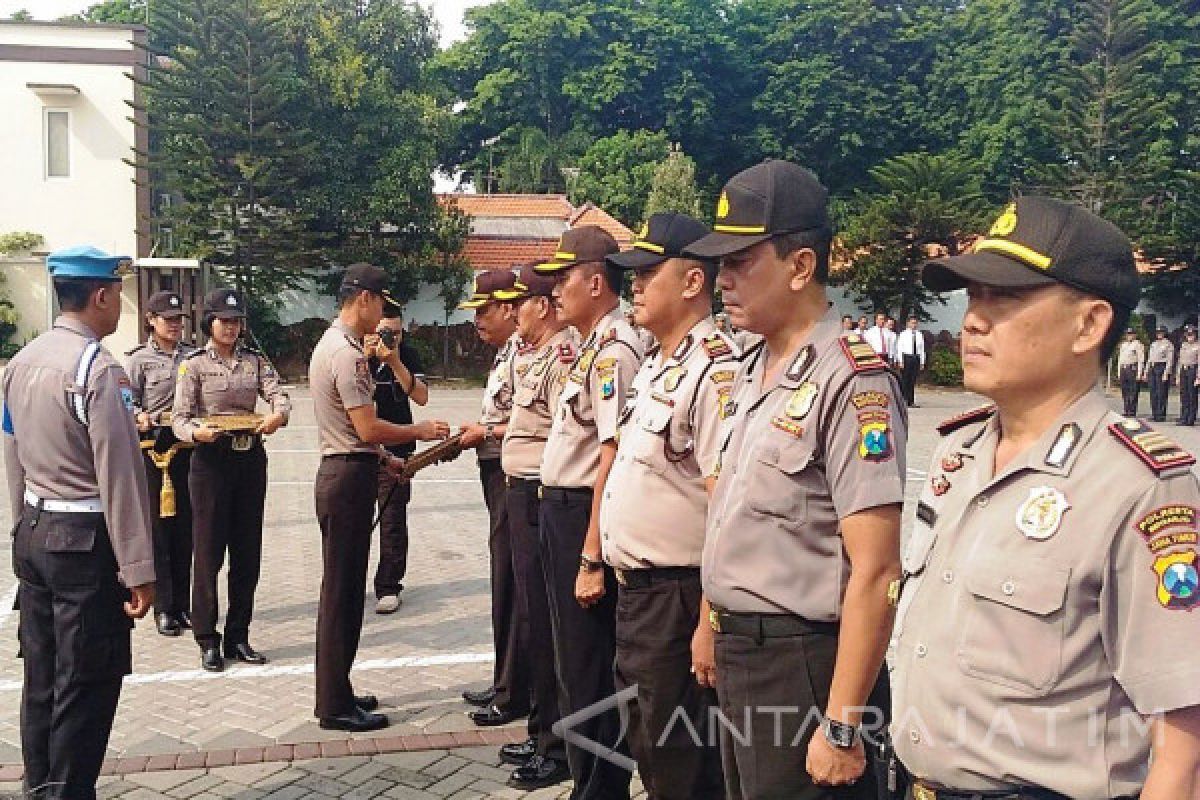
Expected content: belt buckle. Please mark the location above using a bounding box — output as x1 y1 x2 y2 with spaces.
615 569 627 587
708 608 722 633
912 784 938 800
537 485 544 500
231 433 253 452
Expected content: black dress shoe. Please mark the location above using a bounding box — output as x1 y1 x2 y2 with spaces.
178 611 193 629
462 687 496 707
156 612 181 637
499 737 536 765
468 704 524 727
508 755 569 789
223 642 267 664
201 647 224 672
354 694 379 711
319 706 389 732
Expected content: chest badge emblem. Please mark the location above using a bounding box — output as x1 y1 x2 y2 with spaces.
663 366 686 392
785 382 818 420
1015 486 1070 541
930 475 950 496
941 453 963 472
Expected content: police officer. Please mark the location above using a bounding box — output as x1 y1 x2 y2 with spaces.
309 263 450 731
1176 325 1199 425
126 290 197 636
533 225 645 799
1145 325 1173 421
601 213 733 799
2 246 155 799
1116 328 1145 416
454 269 533 727
895 196 1200 799
684 161 905 799
497 263 576 789
172 288 290 672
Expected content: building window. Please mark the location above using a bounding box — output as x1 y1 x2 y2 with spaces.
44 109 70 179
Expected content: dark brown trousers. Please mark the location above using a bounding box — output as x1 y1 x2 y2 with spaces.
480 459 529 715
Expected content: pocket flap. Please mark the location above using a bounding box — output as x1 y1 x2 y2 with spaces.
44 519 97 553
514 384 537 407
639 401 673 434
755 440 814 475
965 560 1069 616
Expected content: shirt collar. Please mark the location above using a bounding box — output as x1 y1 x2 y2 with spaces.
54 315 99 341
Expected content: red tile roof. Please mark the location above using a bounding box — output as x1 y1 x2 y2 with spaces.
439 193 575 219
463 237 559 272
569 203 635 246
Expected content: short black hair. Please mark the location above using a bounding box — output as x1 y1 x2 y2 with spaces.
337 285 368 308
382 304 403 320
54 278 112 312
603 262 624 296
771 228 832 284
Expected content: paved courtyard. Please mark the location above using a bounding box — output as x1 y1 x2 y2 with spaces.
0 380 1194 798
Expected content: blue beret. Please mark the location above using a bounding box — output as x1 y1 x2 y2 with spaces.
46 245 135 280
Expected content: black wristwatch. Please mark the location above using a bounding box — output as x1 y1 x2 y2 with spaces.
579 554 603 573
823 718 860 749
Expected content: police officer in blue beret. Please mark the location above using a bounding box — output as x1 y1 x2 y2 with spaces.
2 246 157 799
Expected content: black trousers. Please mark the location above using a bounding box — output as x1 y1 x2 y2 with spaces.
189 443 267 649
480 459 529 714
539 487 631 800
1148 362 1169 421
715 623 889 800
13 507 131 800
374 469 411 597
1119 365 1141 416
508 477 565 759
1180 365 1197 425
314 455 379 718
143 448 192 615
899 355 920 407
613 571 723 800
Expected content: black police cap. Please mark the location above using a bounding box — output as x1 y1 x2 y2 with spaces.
146 290 187 318
608 212 714 271
342 262 401 307
923 196 1139 310
204 288 246 319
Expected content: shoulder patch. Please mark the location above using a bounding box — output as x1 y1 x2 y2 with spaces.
936 405 996 436
839 334 887 373
702 333 732 360
1108 418 1197 474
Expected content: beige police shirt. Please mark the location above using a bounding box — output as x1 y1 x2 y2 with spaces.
1147 338 1174 372
478 334 519 461
502 328 577 479
2 316 155 588
1177 340 1199 372
891 391 1200 798
1116 339 1144 370
171 342 291 443
125 338 198 420
541 307 645 489
309 320 379 457
600 318 738 569
703 309 907 618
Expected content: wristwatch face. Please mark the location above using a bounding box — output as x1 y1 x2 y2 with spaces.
825 720 856 748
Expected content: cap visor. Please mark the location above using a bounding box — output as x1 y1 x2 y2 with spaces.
922 251 1057 293
212 311 245 319
381 291 402 309
607 249 666 271
493 289 526 301
533 260 576 274
156 309 188 318
457 298 488 310
683 231 773 260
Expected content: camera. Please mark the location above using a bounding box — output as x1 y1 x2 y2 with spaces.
378 329 398 348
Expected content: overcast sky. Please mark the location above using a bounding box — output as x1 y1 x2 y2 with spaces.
0 0 491 45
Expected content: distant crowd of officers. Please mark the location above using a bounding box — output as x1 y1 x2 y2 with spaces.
1117 324 1200 424
2 157 1198 800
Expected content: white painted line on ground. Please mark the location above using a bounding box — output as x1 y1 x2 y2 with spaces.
0 651 495 692
0 585 17 634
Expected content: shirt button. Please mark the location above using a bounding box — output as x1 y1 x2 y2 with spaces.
942 570 954 584
1002 580 1016 596
977 496 989 508
909 730 921 744
915 644 928 657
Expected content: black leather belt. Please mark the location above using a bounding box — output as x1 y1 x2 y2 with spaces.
323 452 379 463
709 608 838 638
911 782 1134 800
506 475 540 489
615 566 699 589
538 485 592 504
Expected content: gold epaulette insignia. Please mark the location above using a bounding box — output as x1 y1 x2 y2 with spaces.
1109 419 1196 474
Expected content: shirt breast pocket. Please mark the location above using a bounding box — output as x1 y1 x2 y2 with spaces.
746 439 814 523
630 403 673 473
958 558 1070 694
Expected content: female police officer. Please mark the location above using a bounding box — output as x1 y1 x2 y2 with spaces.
172 288 290 672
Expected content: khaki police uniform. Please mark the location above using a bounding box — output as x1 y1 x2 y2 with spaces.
703 310 906 800
539 305 643 798
502 325 576 765
4 313 155 799
173 336 290 654
127 335 197 623
1146 336 1173 421
1176 333 1199 425
309 317 385 719
892 394 1200 799
1116 336 1144 416
600 317 735 800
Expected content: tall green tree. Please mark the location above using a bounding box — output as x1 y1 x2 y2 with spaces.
494 126 591 194
136 0 319 301
61 0 147 24
644 144 703 219
839 152 989 320
569 129 670 227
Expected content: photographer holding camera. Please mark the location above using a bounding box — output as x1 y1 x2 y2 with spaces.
363 307 428 614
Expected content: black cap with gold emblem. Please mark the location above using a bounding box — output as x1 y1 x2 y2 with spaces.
607 212 713 270
534 225 620 274
922 196 1139 309
684 159 831 260
204 288 246 319
146 290 187 318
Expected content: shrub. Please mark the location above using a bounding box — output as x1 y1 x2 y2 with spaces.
928 345 963 386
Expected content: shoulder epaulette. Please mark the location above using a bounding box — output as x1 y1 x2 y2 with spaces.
1108 418 1196 474
936 405 996 436
702 332 733 360
125 343 146 357
839 334 887 373
645 343 662 360
241 345 264 357
558 341 576 364
183 349 208 362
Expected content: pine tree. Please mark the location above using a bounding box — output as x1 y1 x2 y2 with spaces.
644 144 702 220
132 0 319 303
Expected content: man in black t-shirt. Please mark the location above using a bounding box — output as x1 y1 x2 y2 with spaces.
365 308 429 613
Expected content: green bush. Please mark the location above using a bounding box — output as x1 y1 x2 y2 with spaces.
928 345 963 386
0 231 44 255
